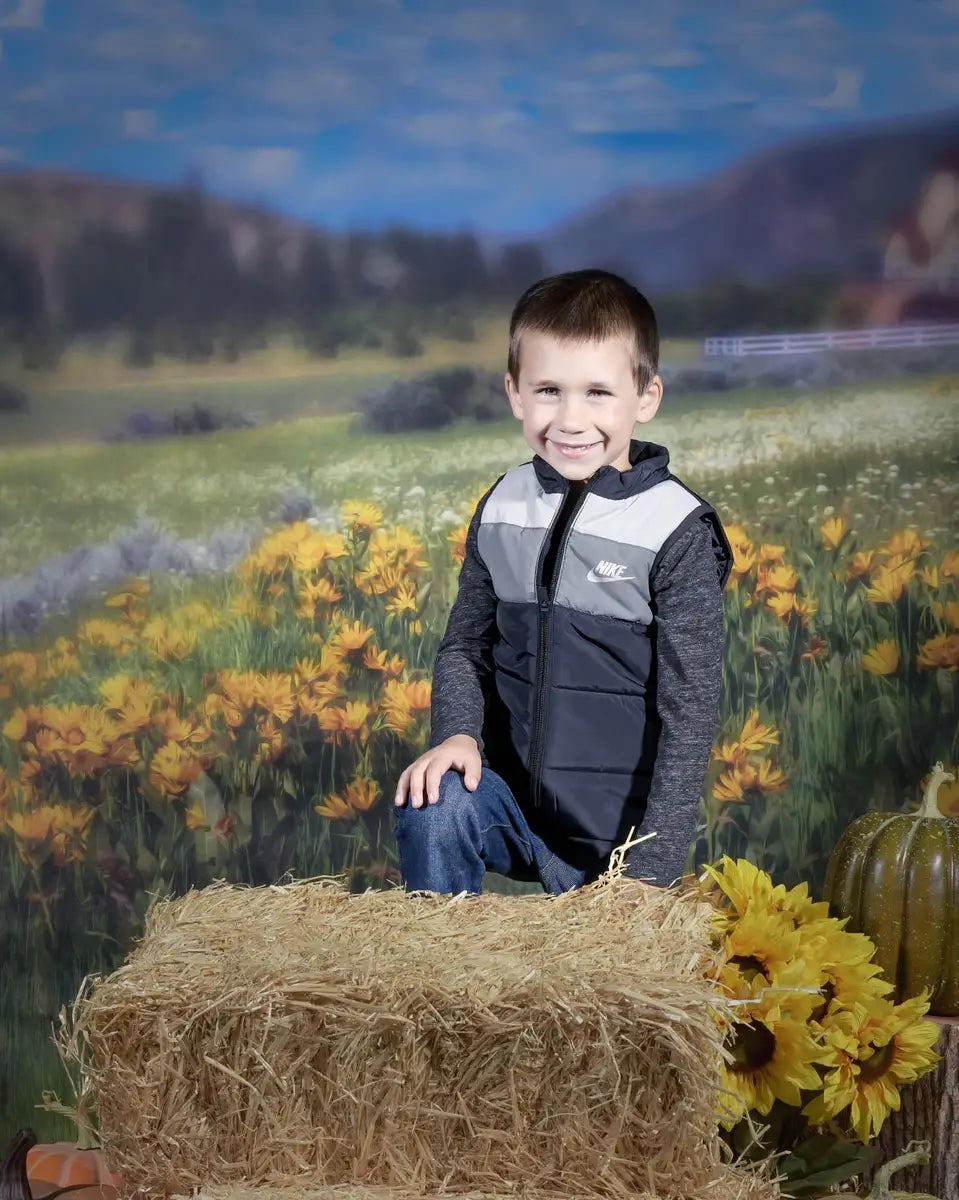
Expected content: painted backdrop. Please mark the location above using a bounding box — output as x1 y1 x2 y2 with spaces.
1 0 958 1140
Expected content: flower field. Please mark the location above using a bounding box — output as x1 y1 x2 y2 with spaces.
1 373 958 1140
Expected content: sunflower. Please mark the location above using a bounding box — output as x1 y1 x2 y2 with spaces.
803 995 940 1141
719 981 825 1126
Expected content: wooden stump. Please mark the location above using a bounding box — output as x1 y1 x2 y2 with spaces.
864 1015 958 1200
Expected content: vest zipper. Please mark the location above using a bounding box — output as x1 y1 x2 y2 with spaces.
529 481 592 808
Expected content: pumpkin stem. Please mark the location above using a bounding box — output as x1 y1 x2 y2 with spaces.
919 761 955 819
865 1140 934 1200
0 1128 37 1200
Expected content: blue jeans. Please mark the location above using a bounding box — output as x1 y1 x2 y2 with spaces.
392 767 596 896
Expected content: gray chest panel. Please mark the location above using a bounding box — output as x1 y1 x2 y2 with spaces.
477 464 702 624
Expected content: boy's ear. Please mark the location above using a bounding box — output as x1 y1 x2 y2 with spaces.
634 374 663 425
504 371 524 420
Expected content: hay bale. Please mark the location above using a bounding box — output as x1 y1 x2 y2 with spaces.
64 875 777 1200
172 1173 776 1200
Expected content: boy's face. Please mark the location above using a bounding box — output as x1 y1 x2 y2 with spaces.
505 331 662 481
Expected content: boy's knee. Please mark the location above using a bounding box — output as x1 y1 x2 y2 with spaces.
395 771 474 833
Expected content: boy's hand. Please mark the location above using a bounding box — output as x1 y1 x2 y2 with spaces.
394 735 482 808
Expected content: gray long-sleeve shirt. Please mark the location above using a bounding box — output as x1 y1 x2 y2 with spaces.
429 503 727 887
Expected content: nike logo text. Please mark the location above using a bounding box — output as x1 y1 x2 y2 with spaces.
586 560 636 583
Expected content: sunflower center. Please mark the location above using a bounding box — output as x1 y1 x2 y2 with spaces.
729 1020 777 1073
730 954 769 982
858 1038 896 1084
811 980 835 1024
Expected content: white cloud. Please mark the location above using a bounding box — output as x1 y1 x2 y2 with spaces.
198 145 302 188
651 48 704 68
0 0 44 29
122 107 157 137
809 66 864 110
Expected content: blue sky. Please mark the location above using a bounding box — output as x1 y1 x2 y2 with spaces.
0 0 958 232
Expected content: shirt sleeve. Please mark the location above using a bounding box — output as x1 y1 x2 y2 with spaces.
624 515 727 887
428 488 499 754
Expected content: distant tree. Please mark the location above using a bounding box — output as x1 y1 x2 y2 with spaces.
60 224 143 333
293 234 339 326
495 241 548 296
0 234 44 338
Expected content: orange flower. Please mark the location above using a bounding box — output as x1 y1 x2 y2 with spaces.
921 565 940 589
757 564 799 594
343 776 381 812
316 700 373 743
862 641 899 676
297 577 343 618
254 672 296 723
847 550 876 581
739 711 780 752
917 634 959 671
154 709 211 747
865 561 913 605
386 580 419 617
5 808 53 866
332 620 375 657
801 636 828 664
766 591 797 621
183 800 210 831
105 579 150 625
448 524 469 566
78 618 135 652
881 528 930 560
49 804 97 866
215 670 259 727
3 708 31 742
942 550 959 579
314 791 356 821
341 500 384 533
254 718 285 763
935 601 959 630
149 742 204 797
819 518 847 551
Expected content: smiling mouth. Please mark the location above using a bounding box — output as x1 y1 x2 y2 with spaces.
548 439 601 458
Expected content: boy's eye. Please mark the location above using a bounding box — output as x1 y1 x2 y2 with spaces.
534 388 610 397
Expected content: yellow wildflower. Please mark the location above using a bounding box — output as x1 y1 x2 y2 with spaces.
820 517 847 550
343 776 381 812
149 742 203 797
341 500 384 534
386 580 419 617
314 791 356 821
862 640 899 676
917 634 959 671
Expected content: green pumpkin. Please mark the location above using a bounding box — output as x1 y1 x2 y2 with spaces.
824 762 959 1017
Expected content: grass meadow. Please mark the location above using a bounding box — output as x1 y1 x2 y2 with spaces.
0 367 957 1142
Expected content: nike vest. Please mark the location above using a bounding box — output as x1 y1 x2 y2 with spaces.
474 439 733 867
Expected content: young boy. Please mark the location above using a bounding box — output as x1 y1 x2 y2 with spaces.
392 269 733 895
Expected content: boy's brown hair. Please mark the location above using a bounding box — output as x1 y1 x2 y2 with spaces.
507 269 659 390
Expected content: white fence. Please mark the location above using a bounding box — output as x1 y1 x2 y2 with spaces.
703 322 959 358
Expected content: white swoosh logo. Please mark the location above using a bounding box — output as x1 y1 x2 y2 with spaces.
586 569 636 583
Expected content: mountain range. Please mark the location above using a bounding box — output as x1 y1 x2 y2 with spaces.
0 107 956 295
